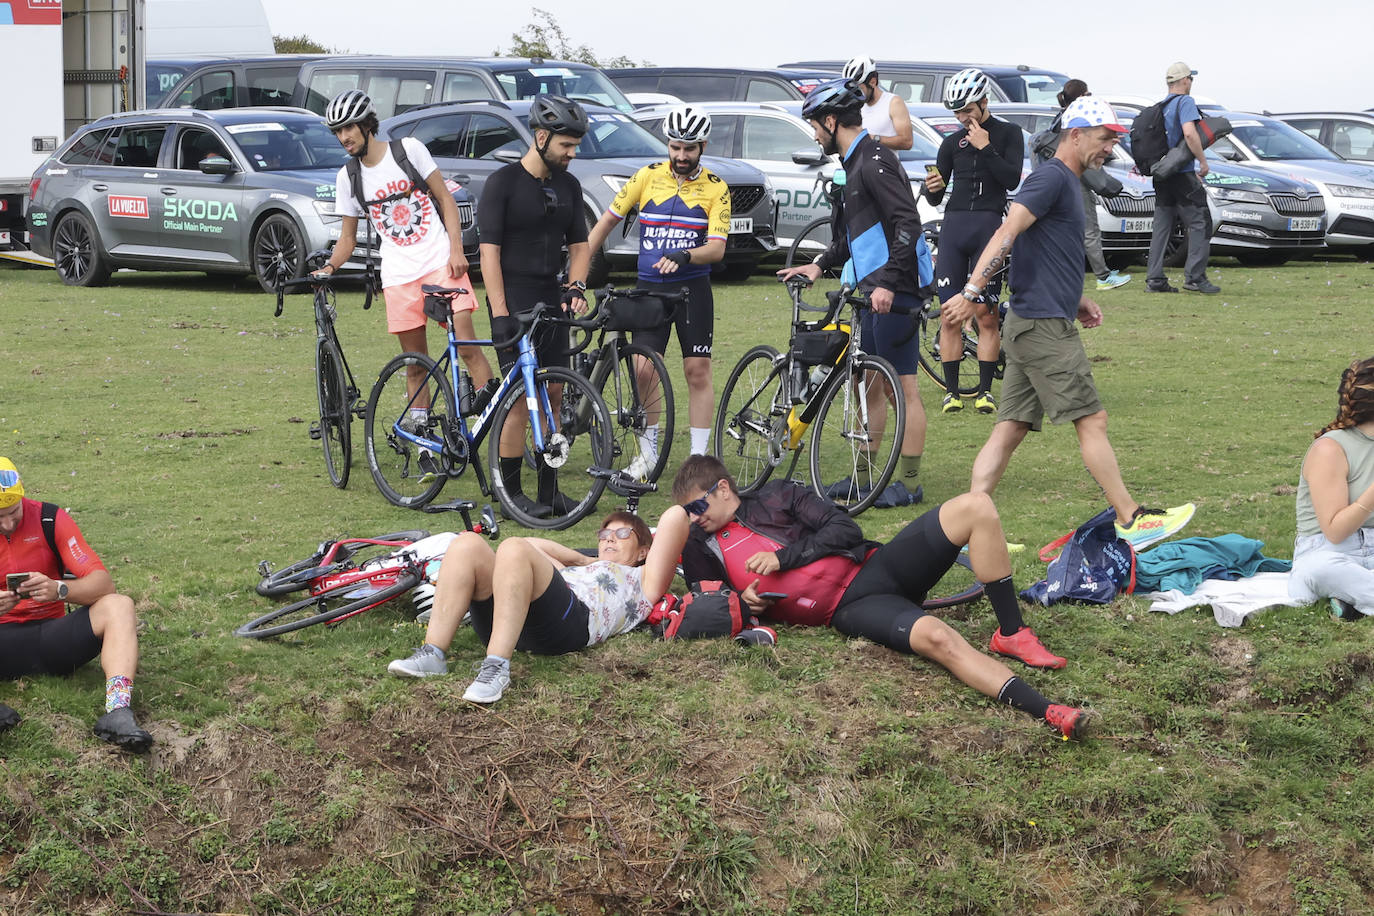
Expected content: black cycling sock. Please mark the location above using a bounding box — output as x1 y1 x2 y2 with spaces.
978 360 997 395
997 676 1049 719
537 461 558 504
983 575 1024 636
500 456 524 496
942 360 961 395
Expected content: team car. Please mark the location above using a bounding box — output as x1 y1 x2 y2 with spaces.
27 107 476 290
380 99 778 283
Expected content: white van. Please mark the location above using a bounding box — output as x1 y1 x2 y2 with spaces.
144 0 273 58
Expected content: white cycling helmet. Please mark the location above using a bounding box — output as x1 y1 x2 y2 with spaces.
843 56 878 84
943 68 991 111
662 106 712 143
324 89 376 129
411 581 436 622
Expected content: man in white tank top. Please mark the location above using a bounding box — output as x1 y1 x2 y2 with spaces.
844 55 913 150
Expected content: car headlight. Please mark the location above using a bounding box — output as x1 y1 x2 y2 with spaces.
1206 187 1268 205
313 199 342 221
1327 183 1374 199
602 175 629 195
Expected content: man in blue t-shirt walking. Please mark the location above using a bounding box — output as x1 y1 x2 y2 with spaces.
1145 62 1217 295
940 98 1195 550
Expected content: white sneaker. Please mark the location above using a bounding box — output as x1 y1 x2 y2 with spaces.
624 452 654 482
387 644 448 678
462 657 511 703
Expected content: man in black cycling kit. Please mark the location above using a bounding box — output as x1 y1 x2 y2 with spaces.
654 455 1086 739
477 95 592 520
586 106 730 474
922 68 1023 416
777 79 927 504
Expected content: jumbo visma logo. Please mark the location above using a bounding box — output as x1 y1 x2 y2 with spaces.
162 197 239 235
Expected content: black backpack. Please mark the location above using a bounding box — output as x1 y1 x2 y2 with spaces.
344 138 433 214
39 501 67 579
1128 96 1181 177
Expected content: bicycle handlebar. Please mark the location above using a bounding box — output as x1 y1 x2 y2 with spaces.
272 248 374 317
581 283 691 326
420 288 601 354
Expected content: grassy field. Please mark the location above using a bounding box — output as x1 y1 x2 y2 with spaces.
1 254 1372 915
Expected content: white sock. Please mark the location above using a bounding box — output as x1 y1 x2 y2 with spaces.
408 407 427 421
637 425 659 463
690 427 710 456
484 654 510 672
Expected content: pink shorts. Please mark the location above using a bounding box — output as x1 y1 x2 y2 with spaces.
384 265 478 334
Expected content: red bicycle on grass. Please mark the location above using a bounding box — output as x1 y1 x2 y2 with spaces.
238 501 499 638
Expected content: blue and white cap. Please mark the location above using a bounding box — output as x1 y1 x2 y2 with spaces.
1062 97 1126 134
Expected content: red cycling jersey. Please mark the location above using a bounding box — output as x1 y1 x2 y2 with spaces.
1 498 105 624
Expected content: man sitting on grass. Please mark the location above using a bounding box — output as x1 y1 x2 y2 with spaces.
653 455 1089 739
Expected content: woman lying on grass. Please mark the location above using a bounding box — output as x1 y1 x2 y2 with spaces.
1290 356 1374 618
387 512 676 703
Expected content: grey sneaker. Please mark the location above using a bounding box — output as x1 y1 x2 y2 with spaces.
387 644 448 678
462 658 511 704
93 706 153 753
1182 279 1220 294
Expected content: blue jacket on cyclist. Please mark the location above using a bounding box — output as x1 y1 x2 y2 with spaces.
813 130 934 300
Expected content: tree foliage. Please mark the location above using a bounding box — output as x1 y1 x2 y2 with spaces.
274 34 337 54
494 7 643 69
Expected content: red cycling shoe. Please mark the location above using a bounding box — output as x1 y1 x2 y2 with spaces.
1044 704 1090 740
989 626 1066 669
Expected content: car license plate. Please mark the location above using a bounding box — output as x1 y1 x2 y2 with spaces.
1119 218 1152 232
1287 217 1320 231
730 217 752 234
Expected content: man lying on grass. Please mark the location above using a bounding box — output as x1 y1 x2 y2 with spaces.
655 455 1089 739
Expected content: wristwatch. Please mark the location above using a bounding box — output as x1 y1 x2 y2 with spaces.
57 582 69 602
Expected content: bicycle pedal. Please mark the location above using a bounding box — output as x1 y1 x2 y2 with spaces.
308 423 322 441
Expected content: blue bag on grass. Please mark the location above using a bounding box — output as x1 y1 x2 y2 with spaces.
1020 508 1136 606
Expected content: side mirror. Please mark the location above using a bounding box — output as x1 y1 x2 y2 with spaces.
493 149 522 163
199 154 236 175
791 148 826 166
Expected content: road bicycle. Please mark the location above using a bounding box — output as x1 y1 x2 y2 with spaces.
272 250 374 488
363 286 614 530
572 285 690 485
713 277 905 517
913 279 1008 398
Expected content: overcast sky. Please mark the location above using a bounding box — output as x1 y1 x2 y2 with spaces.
259 0 1368 114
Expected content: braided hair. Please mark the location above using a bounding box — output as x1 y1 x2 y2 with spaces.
1317 356 1374 438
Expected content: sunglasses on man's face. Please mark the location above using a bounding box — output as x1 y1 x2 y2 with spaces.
597 526 635 542
681 481 722 517
542 185 559 216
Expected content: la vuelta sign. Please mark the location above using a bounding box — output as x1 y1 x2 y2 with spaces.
7 1 64 25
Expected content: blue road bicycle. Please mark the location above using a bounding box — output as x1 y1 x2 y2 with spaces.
363 286 613 530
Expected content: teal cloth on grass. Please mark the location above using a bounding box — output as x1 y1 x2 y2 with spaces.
1135 534 1292 595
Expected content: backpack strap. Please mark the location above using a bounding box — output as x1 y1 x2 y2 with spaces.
39 501 67 579
345 138 433 216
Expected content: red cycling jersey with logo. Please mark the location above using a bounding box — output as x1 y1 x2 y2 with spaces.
711 520 873 626
1 498 105 624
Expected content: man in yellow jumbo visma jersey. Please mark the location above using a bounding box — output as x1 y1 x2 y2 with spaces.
588 106 730 478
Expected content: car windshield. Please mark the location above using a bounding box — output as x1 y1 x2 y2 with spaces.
895 132 941 160
227 120 350 172
576 113 674 159
492 66 633 113
1230 119 1341 161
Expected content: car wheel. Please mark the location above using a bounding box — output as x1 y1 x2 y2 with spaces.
52 212 112 287
252 213 305 294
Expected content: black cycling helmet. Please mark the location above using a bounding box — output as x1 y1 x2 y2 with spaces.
324 89 376 130
801 79 866 121
527 94 589 137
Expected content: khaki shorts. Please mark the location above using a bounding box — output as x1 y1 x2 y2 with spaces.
997 310 1102 431
383 265 477 334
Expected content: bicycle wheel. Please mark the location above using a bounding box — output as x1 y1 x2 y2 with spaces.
713 345 788 495
921 554 986 610
915 304 982 397
316 337 351 489
255 529 432 598
809 354 905 516
364 353 453 509
236 566 421 639
785 216 843 302
599 341 675 484
488 366 612 530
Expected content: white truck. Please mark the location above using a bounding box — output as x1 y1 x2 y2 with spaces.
1 0 146 261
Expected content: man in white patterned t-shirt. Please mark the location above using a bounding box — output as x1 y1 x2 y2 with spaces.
315 89 493 416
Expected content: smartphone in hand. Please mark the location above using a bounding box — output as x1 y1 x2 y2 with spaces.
759 592 788 601
7 572 32 593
